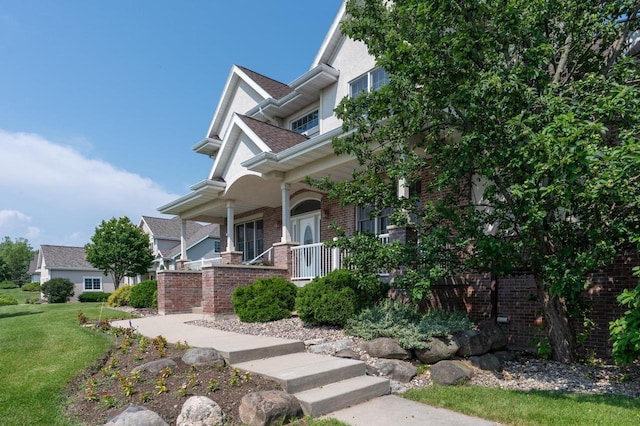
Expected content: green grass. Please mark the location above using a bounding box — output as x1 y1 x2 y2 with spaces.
0 302 131 425
405 385 640 426
0 287 41 304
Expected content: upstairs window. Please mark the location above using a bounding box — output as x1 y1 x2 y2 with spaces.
290 110 319 134
350 67 389 98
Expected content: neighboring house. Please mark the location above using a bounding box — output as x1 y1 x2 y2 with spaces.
35 245 116 301
27 251 40 284
138 216 220 275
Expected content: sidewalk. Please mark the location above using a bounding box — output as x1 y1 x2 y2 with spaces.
112 314 500 426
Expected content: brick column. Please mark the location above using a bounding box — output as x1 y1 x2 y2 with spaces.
273 242 298 277
220 251 243 265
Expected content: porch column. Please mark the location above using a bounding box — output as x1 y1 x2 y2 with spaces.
180 219 188 260
226 200 235 251
281 182 292 243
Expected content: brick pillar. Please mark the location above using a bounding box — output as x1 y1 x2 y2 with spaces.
387 224 417 245
273 242 298 277
220 251 243 265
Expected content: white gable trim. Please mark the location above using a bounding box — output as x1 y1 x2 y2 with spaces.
312 2 346 68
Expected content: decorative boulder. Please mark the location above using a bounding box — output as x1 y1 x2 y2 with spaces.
105 405 168 426
430 360 474 386
373 359 417 383
414 336 460 364
334 348 360 359
182 348 225 368
359 338 412 360
239 391 302 426
454 330 491 357
177 396 225 426
307 339 354 355
131 359 177 377
469 353 503 372
477 321 508 351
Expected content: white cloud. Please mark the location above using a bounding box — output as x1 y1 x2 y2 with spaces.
0 130 179 247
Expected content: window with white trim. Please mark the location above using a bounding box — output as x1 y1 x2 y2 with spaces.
83 277 102 291
236 219 264 262
290 109 319 134
350 68 389 98
357 206 393 235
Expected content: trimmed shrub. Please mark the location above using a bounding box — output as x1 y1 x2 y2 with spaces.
345 299 474 349
232 277 297 323
0 280 18 289
107 285 132 307
21 282 41 292
41 278 75 303
78 292 111 303
319 269 387 312
296 279 356 327
0 295 19 306
129 280 158 308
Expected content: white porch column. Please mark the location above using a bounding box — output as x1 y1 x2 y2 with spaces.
398 178 410 199
180 219 188 260
226 200 235 252
281 182 292 243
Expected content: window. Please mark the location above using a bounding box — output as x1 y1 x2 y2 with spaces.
357 206 393 235
350 67 389 98
290 110 319 134
236 219 263 261
83 277 102 291
214 240 221 253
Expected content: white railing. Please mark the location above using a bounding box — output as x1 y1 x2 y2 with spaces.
182 255 222 271
246 246 274 265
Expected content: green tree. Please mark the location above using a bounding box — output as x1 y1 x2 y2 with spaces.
0 237 34 286
85 217 154 289
318 0 640 363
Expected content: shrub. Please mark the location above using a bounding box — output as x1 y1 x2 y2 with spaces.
610 270 640 364
0 295 19 306
78 292 111 303
129 280 158 308
294 269 385 327
0 280 18 289
40 278 75 303
232 277 297 323
21 282 41 292
345 299 474 349
107 285 132 307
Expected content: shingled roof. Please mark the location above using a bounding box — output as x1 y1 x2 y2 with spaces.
237 66 293 100
40 245 93 269
141 216 206 240
238 115 308 153
164 223 219 259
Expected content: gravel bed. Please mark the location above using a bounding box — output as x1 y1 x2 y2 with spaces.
190 317 640 398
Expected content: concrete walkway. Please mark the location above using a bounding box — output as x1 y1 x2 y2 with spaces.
112 314 500 426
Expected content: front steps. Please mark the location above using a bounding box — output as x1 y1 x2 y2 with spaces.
227 340 390 417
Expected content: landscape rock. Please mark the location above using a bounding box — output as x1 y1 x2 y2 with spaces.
469 353 503 372
181 348 225 368
105 405 168 426
239 391 301 426
478 321 508 351
430 360 474 386
176 396 225 426
493 350 515 363
414 336 460 364
307 339 353 355
454 330 491 357
369 359 417 383
359 337 412 360
390 380 410 394
334 348 360 359
131 359 177 377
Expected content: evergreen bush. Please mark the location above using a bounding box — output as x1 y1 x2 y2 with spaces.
232 277 297 322
295 279 356 327
107 285 132 307
41 278 75 303
78 292 111 303
0 280 18 289
129 280 158 308
21 282 41 292
0 295 19 306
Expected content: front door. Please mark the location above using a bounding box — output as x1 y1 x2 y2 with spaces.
293 214 320 278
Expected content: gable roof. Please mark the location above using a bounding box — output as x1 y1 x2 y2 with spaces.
237 115 308 153
141 216 209 240
40 245 93 270
163 223 219 259
236 66 293 100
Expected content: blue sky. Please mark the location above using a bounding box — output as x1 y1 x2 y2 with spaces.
0 0 344 249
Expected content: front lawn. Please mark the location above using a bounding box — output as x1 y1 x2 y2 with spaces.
0 287 41 304
405 385 640 426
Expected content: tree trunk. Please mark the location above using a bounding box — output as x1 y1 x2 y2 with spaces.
537 283 577 363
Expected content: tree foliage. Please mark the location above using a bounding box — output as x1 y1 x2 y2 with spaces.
318 0 640 362
84 217 154 289
0 237 34 286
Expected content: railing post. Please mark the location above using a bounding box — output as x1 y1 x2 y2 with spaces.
331 237 340 271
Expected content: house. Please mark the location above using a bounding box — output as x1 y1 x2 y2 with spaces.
155 1 639 356
35 245 116 301
137 216 220 278
27 251 40 284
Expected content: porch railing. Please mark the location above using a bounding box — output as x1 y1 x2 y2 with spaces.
246 246 274 266
182 255 222 271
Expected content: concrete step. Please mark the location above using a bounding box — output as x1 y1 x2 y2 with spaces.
295 375 390 417
213 335 305 364
232 352 365 393
191 306 203 314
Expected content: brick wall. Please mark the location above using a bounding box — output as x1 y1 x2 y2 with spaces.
201 265 289 316
157 271 202 315
321 194 355 240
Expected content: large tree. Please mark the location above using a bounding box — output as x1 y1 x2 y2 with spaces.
320 0 640 362
85 217 154 289
0 237 34 286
